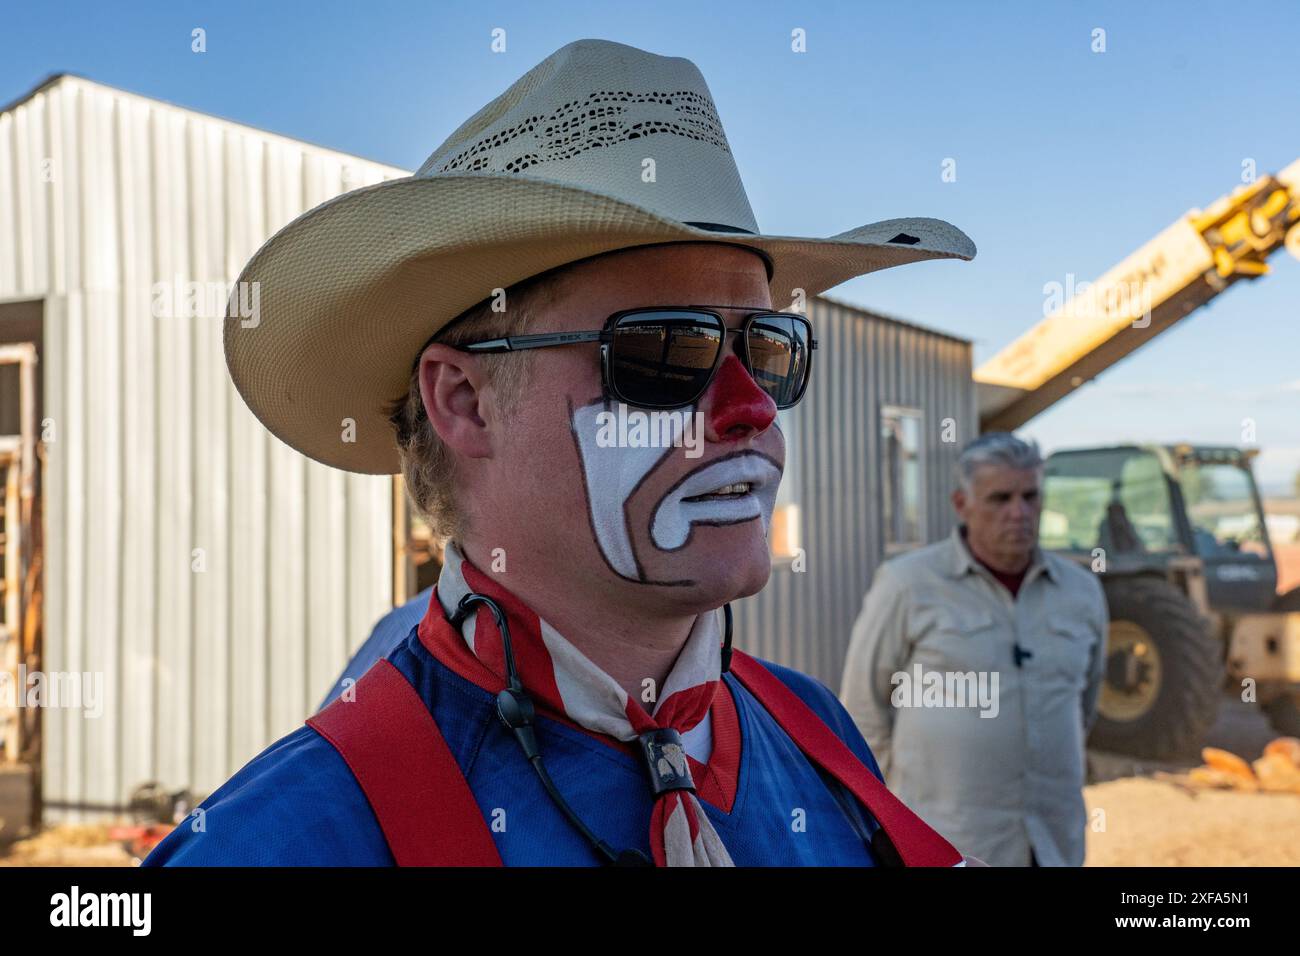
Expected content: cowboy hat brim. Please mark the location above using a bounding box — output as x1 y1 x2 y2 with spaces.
223 172 976 475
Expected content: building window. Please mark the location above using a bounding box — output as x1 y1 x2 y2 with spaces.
881 405 924 552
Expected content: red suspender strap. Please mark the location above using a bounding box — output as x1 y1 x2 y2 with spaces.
306 659 502 867
728 650 962 867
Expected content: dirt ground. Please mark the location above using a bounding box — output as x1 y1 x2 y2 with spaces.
3 693 1298 867
0 824 134 867
1085 693 1300 866
1084 777 1300 865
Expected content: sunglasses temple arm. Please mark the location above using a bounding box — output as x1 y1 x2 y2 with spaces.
460 331 606 353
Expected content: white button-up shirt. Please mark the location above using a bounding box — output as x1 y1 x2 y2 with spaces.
839 527 1108 866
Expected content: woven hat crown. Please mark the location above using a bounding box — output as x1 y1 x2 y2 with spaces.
415 39 760 234
222 37 976 475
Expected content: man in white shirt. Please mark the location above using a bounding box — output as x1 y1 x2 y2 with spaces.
840 433 1108 865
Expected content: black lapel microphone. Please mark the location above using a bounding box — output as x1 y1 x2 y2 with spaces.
452 592 671 867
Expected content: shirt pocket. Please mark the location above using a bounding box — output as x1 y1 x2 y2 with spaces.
910 602 1000 675
1038 618 1095 687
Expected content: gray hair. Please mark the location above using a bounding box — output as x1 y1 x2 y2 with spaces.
955 432 1043 491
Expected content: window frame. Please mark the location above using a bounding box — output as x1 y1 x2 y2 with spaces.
879 403 926 555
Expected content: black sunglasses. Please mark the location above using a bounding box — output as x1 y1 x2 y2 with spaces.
456 305 816 410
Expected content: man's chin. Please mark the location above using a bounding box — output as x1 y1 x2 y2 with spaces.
675 541 772 604
627 517 775 598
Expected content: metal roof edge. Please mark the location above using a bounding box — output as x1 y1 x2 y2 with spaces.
0 72 412 175
0 71 83 115
813 291 972 346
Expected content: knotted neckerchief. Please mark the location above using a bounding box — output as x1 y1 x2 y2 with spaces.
437 541 734 867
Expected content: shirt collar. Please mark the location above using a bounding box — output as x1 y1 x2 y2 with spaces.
431 540 723 729
946 525 1055 584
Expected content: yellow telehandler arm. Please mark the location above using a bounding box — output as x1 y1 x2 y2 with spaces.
976 159 1300 432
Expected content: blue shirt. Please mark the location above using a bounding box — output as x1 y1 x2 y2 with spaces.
317 587 433 712
146 606 887 866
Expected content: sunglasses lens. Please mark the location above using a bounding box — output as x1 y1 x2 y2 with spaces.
747 314 811 408
610 312 723 407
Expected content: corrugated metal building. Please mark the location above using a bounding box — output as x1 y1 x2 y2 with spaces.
0 74 974 818
735 295 975 689
0 74 406 819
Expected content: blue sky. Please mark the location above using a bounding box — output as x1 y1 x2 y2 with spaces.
6 0 1299 491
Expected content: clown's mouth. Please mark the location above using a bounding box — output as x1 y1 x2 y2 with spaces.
682 482 754 502
650 451 783 552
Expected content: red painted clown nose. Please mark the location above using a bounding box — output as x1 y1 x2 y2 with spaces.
704 354 777 439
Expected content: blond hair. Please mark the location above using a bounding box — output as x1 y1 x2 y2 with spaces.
387 272 566 540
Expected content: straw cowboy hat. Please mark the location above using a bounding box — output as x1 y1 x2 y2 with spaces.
224 38 976 474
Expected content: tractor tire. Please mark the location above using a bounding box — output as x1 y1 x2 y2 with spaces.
1263 694 1300 737
1088 575 1223 760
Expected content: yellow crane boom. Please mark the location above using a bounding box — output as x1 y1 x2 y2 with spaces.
976 159 1300 432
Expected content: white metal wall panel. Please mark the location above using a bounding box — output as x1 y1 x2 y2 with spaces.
0 75 410 813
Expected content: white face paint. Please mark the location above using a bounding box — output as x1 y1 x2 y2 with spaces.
651 453 782 551
571 397 676 580
570 397 782 582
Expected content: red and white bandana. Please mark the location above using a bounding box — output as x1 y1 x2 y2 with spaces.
437 541 735 867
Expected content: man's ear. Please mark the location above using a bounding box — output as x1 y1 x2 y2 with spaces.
950 487 967 517
417 344 495 459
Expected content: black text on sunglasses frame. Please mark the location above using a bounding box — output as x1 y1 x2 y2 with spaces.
455 306 816 411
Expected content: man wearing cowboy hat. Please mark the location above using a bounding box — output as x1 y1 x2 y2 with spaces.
145 38 976 867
